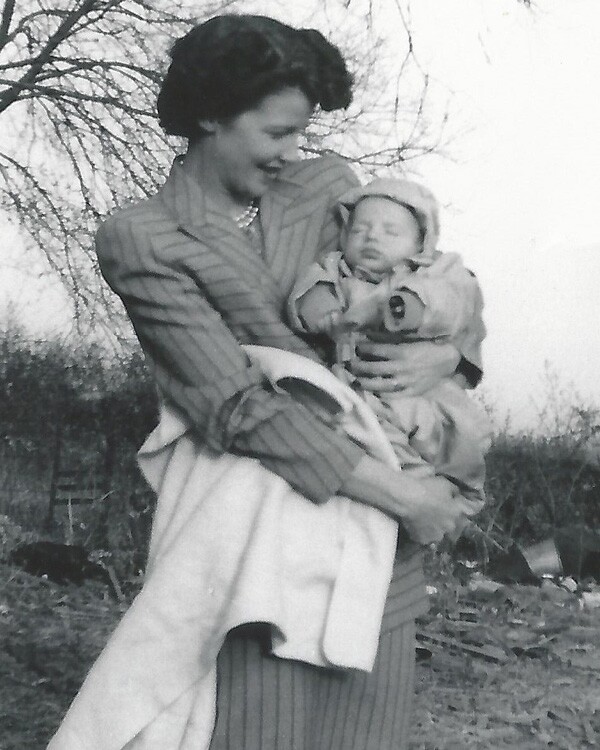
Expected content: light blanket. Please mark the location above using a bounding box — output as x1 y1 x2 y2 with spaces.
48 346 400 750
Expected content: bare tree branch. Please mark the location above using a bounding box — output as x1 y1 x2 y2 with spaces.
1 0 497 336
0 0 16 48
0 0 100 114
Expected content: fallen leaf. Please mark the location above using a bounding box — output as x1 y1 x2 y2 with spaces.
582 715 598 745
512 644 551 659
582 592 600 609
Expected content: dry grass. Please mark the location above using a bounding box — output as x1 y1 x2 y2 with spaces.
1 553 599 750
1 335 599 748
0 563 122 749
412 580 600 749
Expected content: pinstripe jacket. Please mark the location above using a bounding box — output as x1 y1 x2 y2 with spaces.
97 154 367 504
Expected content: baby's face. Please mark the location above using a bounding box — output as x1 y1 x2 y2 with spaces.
342 197 422 274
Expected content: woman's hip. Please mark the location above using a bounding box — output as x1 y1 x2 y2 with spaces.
210 618 418 750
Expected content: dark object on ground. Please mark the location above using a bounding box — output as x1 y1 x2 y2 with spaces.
485 545 541 585
554 527 600 581
10 541 109 585
485 528 600 584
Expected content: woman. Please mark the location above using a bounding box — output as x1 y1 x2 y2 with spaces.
48 15 476 750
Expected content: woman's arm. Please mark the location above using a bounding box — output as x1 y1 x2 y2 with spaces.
97 215 366 506
341 454 470 544
262 373 470 545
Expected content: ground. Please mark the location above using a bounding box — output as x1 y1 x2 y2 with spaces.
1 560 599 750
411 579 600 749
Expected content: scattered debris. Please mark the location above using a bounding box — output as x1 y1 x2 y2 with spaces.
412 554 600 748
416 629 511 664
467 572 504 594
554 528 600 581
522 538 563 577
581 591 600 610
560 577 579 593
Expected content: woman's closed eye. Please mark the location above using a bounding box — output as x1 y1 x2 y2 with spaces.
266 127 300 140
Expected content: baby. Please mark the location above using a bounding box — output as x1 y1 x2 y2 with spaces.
288 178 491 508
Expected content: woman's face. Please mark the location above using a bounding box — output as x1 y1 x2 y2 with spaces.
210 87 314 203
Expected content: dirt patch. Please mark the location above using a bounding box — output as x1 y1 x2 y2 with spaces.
412 574 600 748
1 561 599 749
0 564 122 749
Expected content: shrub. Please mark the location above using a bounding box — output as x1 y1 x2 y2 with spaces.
2 324 599 576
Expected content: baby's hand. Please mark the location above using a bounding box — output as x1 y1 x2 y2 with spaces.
341 293 385 331
317 308 365 336
311 309 343 335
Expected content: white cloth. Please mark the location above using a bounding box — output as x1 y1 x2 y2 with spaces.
48 346 400 750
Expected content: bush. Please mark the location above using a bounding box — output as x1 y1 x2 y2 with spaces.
483 431 600 543
2 324 599 577
470 398 600 560
0 325 157 577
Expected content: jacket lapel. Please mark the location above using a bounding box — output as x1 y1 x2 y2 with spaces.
260 178 328 299
160 160 327 303
160 161 274 292
156 160 319 358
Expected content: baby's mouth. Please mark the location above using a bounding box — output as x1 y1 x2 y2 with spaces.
361 247 381 259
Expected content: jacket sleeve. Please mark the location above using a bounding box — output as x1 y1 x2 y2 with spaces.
287 252 344 333
383 252 486 383
96 217 365 506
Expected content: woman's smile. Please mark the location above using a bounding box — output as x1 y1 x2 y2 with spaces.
258 164 284 183
262 164 283 176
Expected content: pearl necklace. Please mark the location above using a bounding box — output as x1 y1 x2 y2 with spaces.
234 200 259 229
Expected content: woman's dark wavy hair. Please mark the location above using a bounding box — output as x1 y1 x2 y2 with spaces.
157 15 353 139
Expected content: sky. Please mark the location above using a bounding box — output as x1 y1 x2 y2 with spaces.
1 0 599 431
398 0 600 430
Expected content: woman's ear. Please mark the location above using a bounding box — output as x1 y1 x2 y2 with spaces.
338 205 351 226
338 205 351 247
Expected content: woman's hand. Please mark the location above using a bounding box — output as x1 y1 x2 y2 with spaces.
349 339 460 396
342 455 470 545
396 476 470 545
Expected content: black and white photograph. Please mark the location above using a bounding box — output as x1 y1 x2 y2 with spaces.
1 1 599 748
